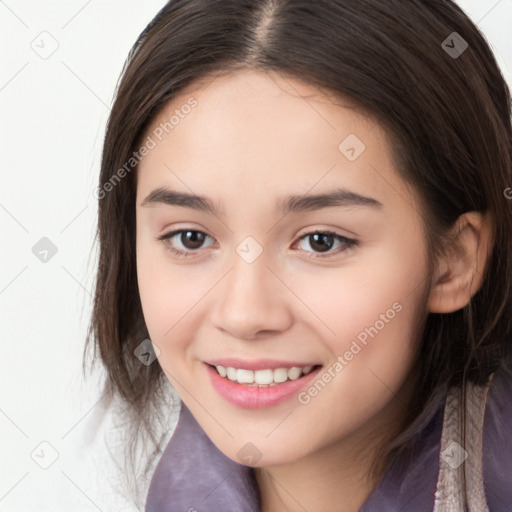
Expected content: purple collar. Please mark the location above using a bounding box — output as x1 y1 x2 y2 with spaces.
145 403 261 511
145 365 512 511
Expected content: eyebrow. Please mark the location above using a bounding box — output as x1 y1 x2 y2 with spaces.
140 186 382 215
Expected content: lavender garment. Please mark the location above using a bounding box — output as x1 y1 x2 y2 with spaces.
145 365 512 511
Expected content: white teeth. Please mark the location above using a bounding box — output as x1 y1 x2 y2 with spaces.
237 369 254 384
287 367 302 380
256 369 275 385
214 365 316 386
273 368 289 383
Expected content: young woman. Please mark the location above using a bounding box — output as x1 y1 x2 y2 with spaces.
87 0 512 510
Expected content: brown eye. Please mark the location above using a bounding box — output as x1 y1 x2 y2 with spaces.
296 231 357 257
179 230 206 250
307 233 335 253
157 229 214 258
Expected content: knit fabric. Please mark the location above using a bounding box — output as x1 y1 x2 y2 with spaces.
433 375 493 512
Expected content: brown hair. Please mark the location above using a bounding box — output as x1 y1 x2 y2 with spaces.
85 0 512 503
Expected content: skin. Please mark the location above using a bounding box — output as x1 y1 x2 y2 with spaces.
135 69 492 511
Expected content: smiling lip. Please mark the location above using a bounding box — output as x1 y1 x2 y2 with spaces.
203 358 320 371
205 362 323 409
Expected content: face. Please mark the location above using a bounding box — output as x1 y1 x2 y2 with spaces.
135 69 431 468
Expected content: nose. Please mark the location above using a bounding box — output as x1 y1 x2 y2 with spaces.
210 250 294 340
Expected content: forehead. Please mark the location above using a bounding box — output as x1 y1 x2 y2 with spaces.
142 69 372 150
137 69 415 215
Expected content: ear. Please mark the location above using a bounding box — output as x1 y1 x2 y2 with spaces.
428 211 493 313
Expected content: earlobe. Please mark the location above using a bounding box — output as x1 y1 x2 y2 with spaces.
427 212 493 314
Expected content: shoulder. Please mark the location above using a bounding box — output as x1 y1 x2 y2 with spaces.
483 360 512 509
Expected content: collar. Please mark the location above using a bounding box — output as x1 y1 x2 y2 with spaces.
145 402 261 511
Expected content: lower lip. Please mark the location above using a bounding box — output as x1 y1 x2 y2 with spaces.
205 363 323 409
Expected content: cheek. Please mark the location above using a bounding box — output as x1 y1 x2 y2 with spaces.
136 241 215 359
137 243 171 337
281 260 427 449
286 245 428 389
291 252 425 342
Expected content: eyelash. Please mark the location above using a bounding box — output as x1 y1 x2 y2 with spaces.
156 229 358 259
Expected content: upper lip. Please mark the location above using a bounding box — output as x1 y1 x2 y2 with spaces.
204 358 321 371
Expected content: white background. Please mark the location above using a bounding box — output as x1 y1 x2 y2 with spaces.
1 0 511 510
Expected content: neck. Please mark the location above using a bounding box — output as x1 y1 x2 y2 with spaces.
254 435 382 512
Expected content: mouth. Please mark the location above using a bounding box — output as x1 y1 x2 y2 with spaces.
204 362 324 409
205 363 323 387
